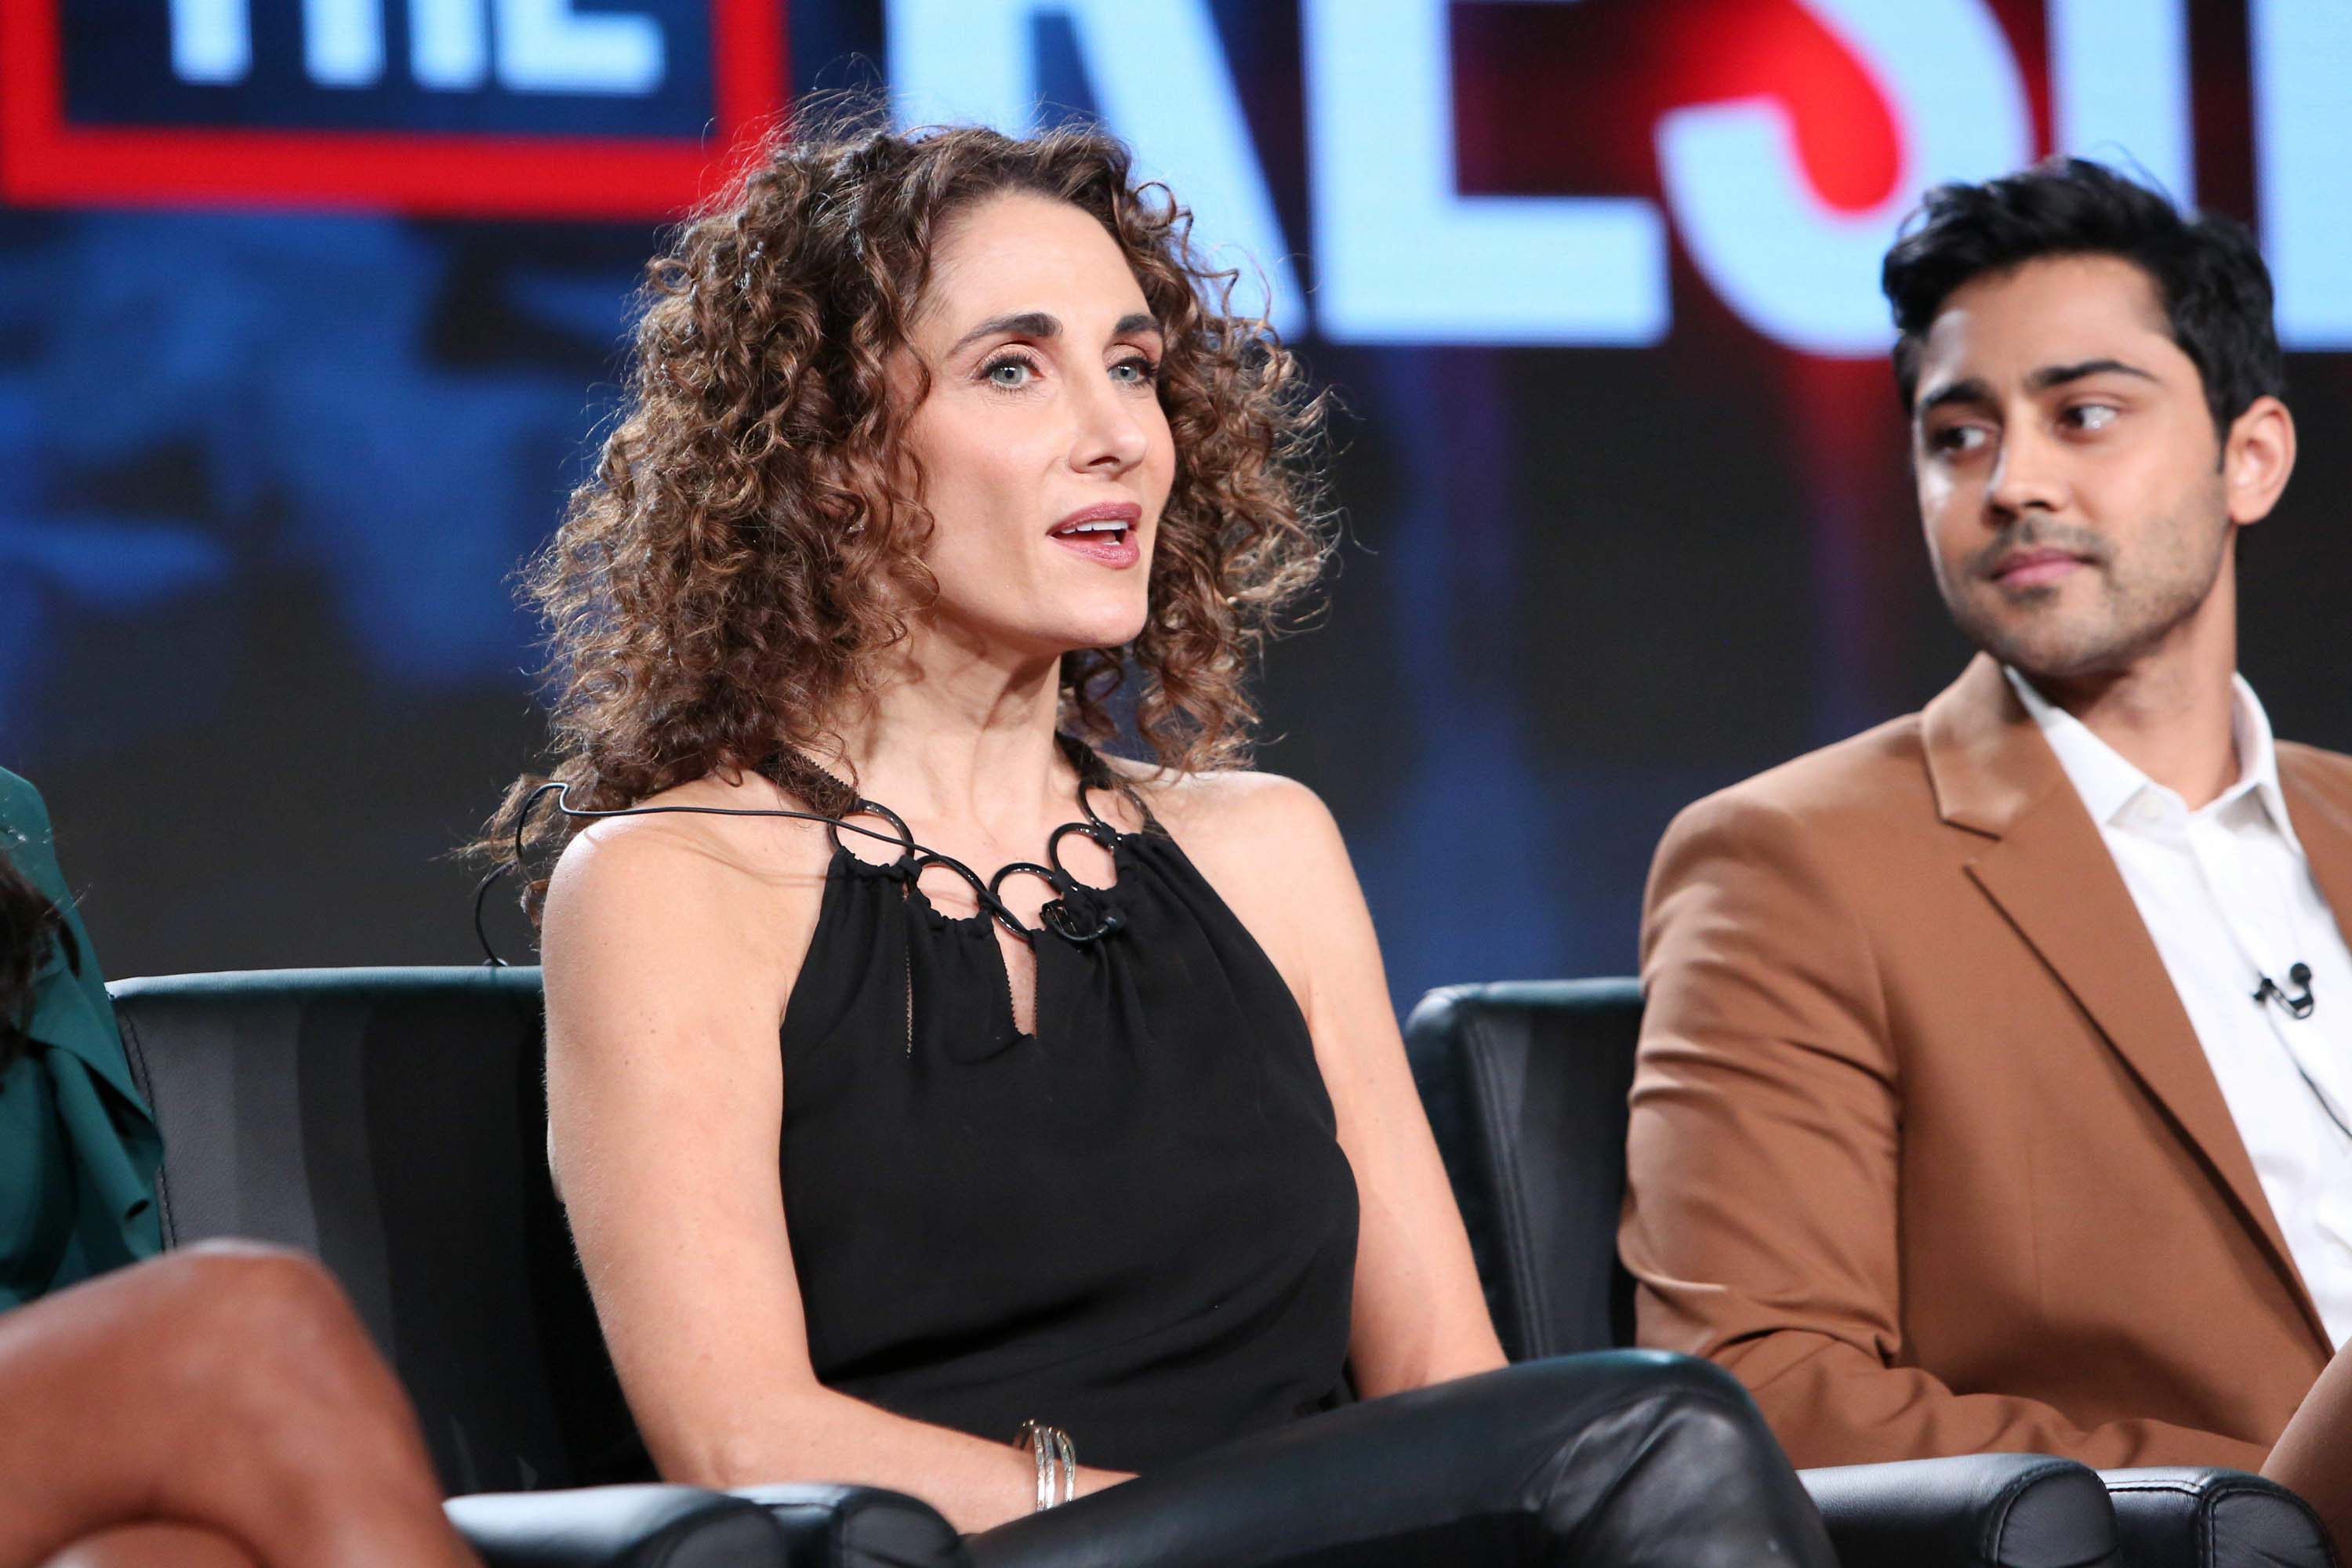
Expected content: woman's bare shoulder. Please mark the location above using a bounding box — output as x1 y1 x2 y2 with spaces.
1117 765 1368 1023
543 768 838 947
1120 764 1347 879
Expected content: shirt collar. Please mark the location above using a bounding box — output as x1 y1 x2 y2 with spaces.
2001 665 2304 855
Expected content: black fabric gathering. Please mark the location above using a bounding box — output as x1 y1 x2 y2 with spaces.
775 742 1361 1473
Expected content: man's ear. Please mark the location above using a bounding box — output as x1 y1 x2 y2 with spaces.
2223 395 2296 527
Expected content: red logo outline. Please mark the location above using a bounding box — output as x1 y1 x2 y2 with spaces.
0 0 788 218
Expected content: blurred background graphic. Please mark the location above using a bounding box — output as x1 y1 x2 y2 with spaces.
5 0 2348 1011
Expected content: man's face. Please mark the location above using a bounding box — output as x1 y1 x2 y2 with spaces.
1910 254 2239 683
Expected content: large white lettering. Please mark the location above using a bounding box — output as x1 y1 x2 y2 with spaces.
304 0 384 88
169 0 252 83
495 0 665 96
1299 0 1666 346
411 0 491 90
885 0 1301 333
167 0 659 95
2049 0 2193 202
149 2 2347 354
1657 0 2029 357
2252 0 2352 348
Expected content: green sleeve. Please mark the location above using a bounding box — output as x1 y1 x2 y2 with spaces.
0 768 162 1307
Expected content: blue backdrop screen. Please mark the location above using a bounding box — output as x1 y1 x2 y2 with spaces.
6 0 2349 1013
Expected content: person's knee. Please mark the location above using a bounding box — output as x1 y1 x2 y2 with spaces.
1612 1349 1759 1411
142 1246 407 1459
1583 1351 1777 1450
1512 1348 1759 1422
165 1240 353 1317
1513 1352 1826 1563
161 1243 372 1373
1507 1352 1789 1499
140 1246 448 1520
10 1244 377 1428
41 1523 261 1568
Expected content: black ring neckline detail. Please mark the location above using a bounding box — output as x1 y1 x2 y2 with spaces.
810 734 1156 946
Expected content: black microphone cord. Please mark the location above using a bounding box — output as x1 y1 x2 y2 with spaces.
2245 960 2346 1141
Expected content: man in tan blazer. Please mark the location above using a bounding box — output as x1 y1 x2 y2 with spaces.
1622 155 2352 1494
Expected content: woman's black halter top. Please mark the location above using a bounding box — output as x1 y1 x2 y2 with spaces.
774 736 1359 1472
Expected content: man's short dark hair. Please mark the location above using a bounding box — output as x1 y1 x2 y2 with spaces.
1882 156 2284 441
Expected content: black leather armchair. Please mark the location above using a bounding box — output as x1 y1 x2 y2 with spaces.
109 967 963 1568
113 962 2275 1566
445 1485 794 1567
1405 978 2336 1568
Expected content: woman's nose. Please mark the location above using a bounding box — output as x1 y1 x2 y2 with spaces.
1070 377 1152 473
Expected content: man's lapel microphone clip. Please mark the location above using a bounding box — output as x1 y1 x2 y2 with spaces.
2253 962 2318 1021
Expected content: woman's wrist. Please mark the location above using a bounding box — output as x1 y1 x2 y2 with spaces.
1073 1463 1134 1498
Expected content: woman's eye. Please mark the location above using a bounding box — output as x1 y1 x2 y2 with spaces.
1109 356 1160 387
982 355 1037 390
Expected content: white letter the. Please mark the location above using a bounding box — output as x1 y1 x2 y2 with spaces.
303 0 385 88
495 0 666 96
170 0 252 83
411 0 490 89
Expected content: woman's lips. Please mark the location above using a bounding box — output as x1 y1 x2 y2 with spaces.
1048 502 1143 568
1050 528 1140 568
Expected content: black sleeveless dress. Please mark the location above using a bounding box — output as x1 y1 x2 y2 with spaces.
775 741 1360 1472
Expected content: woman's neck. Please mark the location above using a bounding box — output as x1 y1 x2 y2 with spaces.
826 622 1071 830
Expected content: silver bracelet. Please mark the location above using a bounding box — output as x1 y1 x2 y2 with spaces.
1014 1419 1077 1511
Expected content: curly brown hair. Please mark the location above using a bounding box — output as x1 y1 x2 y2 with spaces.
482 103 1330 912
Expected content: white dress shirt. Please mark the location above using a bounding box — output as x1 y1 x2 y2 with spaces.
2005 666 2352 1347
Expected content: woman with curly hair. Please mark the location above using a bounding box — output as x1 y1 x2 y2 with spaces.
507 108 1832 1564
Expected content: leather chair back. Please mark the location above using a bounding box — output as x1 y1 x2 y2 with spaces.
1403 978 1642 1360
110 967 646 1495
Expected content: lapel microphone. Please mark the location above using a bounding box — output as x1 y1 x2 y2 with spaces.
2253 962 2318 1020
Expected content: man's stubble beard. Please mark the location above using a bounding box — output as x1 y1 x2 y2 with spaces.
1940 506 2233 686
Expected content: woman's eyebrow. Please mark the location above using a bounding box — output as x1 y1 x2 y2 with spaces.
949 311 1161 354
948 310 1060 355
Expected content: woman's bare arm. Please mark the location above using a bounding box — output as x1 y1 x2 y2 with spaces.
1155 774 1507 1399
540 801 1125 1534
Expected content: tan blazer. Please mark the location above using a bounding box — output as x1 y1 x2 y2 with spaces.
1622 653 2352 1471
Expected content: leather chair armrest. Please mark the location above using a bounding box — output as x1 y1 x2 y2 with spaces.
2098 1467 2337 1568
734 1483 972 1568
446 1483 789 1567
1800 1454 2118 1568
